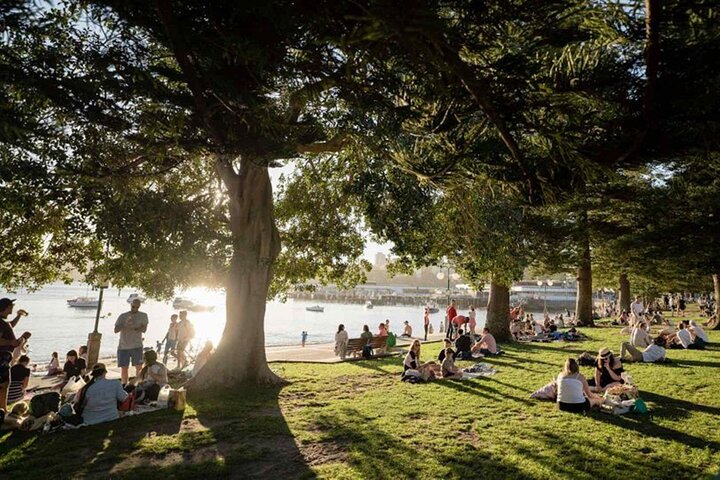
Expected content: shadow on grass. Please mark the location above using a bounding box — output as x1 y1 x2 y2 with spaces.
0 385 316 480
309 406 531 479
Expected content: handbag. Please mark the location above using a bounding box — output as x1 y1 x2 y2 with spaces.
118 392 136 412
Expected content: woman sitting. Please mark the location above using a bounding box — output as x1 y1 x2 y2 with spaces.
7 355 31 405
402 340 439 381
47 352 61 376
334 324 349 359
556 358 604 413
136 350 169 402
587 348 624 392
63 349 87 380
74 363 128 426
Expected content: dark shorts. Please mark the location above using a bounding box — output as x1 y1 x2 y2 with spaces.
117 347 144 367
558 400 590 413
0 351 11 384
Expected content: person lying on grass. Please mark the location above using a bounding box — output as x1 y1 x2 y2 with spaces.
557 358 604 413
440 348 463 379
587 348 624 392
471 328 498 356
620 336 667 363
402 340 440 381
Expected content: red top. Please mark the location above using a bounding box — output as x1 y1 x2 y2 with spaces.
447 306 457 320
451 315 466 326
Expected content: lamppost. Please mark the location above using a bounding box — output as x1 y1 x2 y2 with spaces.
437 263 460 331
537 279 554 313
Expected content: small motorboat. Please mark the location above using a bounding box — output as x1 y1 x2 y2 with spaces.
172 297 215 312
126 293 146 304
364 301 374 310
306 305 324 313
67 297 99 308
428 306 439 314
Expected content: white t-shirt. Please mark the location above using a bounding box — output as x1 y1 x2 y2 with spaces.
556 373 585 404
642 344 665 363
677 329 692 348
630 301 644 317
534 323 544 335
631 327 651 348
691 324 709 343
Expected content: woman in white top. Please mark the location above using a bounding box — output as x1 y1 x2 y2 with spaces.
334 324 349 359
556 358 604 413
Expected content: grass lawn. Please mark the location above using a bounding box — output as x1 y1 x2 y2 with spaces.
2 312 719 479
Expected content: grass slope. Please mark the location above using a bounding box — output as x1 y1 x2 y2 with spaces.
2 315 719 479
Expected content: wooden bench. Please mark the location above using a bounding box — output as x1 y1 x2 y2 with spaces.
345 336 390 358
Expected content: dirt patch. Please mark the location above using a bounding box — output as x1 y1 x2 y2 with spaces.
298 439 350 466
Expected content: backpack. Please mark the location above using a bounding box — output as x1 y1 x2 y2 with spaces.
30 391 61 417
386 332 396 348
577 352 595 367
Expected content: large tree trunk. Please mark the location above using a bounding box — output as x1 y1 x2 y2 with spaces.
618 273 631 313
575 240 594 326
188 160 283 392
486 281 511 342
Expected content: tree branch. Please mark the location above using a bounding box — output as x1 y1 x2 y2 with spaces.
295 134 347 154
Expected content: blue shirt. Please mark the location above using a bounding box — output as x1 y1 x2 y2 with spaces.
81 378 128 425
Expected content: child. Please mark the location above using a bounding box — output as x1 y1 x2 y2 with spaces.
48 352 61 375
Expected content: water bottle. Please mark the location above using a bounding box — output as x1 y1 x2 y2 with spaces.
157 385 171 408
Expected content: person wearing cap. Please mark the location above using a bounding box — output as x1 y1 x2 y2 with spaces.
114 298 149 384
0 298 30 411
587 347 624 392
74 363 128 426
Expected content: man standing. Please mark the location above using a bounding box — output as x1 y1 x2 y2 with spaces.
162 314 179 365
630 296 645 322
445 299 457 339
423 307 430 341
114 298 148 384
0 298 31 411
175 310 195 370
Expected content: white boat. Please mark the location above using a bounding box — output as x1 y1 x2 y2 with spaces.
172 297 214 312
364 301 374 310
126 293 146 304
306 305 324 313
67 297 99 308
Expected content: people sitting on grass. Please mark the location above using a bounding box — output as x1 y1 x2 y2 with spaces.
620 335 667 363
401 321 413 338
7 355 31 405
440 348 463 379
616 310 629 326
669 321 704 349
472 328 498 356
47 351 61 376
402 340 439 381
334 324 349 360
134 350 168 402
454 329 473 360
587 348 624 392
437 339 456 362
556 358 604 413
63 349 86 379
631 322 652 349
74 363 128 426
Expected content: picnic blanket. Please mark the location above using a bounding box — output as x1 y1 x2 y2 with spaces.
461 362 497 379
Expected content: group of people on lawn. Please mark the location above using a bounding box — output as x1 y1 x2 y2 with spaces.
1 297 213 429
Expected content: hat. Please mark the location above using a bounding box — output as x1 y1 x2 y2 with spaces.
598 347 612 357
0 298 16 310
